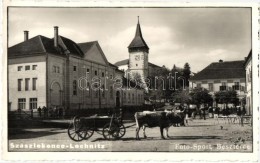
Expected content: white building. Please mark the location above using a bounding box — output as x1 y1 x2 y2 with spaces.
189 59 247 109
244 51 252 115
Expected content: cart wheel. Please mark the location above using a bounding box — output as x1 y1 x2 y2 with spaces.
83 127 94 140
67 117 86 142
116 124 126 138
102 123 119 140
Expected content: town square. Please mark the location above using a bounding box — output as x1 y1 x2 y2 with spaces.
6 7 254 153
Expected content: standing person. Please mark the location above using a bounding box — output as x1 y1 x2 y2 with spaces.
37 106 42 118
42 106 47 118
49 107 53 118
53 106 57 118
59 107 63 118
203 106 206 120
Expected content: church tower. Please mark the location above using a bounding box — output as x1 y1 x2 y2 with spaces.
128 17 149 83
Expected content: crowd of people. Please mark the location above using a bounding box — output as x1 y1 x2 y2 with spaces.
173 104 246 120
35 106 64 118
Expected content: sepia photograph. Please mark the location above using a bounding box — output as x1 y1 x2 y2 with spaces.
5 6 256 155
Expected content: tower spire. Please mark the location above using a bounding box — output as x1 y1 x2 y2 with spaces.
128 16 149 53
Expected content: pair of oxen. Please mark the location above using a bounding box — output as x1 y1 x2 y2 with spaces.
134 110 186 140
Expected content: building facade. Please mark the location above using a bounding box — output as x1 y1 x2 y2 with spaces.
244 51 252 115
189 60 247 109
8 26 144 111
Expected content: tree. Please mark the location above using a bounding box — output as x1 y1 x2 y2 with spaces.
172 89 191 105
183 63 191 87
190 87 213 108
214 90 239 108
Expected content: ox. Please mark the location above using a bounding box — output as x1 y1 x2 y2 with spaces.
134 110 185 140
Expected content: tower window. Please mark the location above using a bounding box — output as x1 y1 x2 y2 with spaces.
136 64 138 67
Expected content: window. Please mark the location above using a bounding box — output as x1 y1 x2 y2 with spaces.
32 78 37 90
18 98 26 110
233 82 240 91
25 78 30 91
18 79 22 91
18 66 22 71
73 66 77 71
110 86 113 99
32 65 37 70
208 83 213 92
136 64 138 67
102 72 105 77
110 75 113 80
132 94 135 103
196 83 201 88
220 82 227 91
95 70 98 76
73 80 77 95
53 66 60 73
87 68 90 73
29 98 37 110
25 65 30 70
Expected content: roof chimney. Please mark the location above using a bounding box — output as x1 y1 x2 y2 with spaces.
219 59 223 63
24 31 29 41
54 26 59 47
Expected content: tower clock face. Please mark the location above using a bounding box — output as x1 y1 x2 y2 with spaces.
135 55 140 61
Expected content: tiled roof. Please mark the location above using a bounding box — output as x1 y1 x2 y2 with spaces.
190 60 246 81
114 59 129 66
244 50 252 66
58 36 84 56
8 35 83 57
77 41 97 54
8 35 52 57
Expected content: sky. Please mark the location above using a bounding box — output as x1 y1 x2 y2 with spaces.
8 7 251 72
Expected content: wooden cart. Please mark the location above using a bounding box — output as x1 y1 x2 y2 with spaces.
67 114 126 141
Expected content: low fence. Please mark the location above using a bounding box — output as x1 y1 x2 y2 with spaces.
8 104 156 121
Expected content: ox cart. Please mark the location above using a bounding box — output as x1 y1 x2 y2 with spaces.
67 114 126 141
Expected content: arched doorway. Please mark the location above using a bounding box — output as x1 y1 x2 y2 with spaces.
51 82 61 107
116 91 120 108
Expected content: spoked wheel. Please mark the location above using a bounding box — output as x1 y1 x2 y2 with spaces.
83 127 94 140
67 117 86 142
102 123 119 140
116 124 126 139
